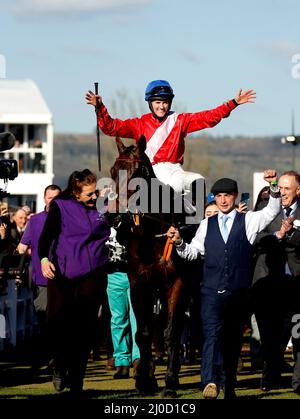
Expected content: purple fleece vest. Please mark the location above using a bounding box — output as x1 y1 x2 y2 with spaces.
53 199 110 280
21 211 48 286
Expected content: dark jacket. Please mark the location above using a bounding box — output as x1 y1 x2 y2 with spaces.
253 199 300 285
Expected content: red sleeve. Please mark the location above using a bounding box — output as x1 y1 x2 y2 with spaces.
181 99 238 134
96 104 141 140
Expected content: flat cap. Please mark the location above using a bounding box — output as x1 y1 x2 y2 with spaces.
211 178 238 195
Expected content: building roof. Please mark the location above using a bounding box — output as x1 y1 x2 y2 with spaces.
0 79 52 124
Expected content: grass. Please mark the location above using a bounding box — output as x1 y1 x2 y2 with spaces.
0 345 299 400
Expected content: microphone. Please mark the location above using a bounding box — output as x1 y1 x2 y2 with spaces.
0 132 16 152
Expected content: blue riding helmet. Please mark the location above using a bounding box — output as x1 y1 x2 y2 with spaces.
145 80 174 102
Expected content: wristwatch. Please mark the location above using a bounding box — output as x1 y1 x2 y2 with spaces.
269 181 280 198
174 238 183 247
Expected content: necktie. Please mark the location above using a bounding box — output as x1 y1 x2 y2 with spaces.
285 207 292 218
221 215 229 243
284 207 292 275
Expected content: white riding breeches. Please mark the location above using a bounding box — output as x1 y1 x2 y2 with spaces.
152 162 204 194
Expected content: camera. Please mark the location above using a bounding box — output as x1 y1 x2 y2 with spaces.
0 253 30 279
0 159 18 181
0 132 19 198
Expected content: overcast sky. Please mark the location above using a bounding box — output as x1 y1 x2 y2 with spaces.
1 0 300 137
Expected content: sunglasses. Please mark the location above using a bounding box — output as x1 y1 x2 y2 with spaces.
81 189 100 198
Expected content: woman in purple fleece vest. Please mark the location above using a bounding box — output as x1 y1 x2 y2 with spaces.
38 169 110 396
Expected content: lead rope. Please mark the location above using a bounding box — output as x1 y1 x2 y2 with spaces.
134 209 140 226
162 237 173 262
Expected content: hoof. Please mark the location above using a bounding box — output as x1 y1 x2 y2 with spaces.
165 374 180 390
135 377 159 396
160 388 178 398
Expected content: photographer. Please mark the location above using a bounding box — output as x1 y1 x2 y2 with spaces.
17 184 61 370
0 132 18 183
0 131 18 255
0 203 9 256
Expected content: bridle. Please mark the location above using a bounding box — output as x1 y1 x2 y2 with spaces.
110 152 182 262
113 155 150 192
111 155 145 228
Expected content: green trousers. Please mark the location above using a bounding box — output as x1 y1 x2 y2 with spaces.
107 271 140 367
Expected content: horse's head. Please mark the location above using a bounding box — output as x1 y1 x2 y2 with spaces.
110 136 154 206
110 136 144 183
109 136 187 229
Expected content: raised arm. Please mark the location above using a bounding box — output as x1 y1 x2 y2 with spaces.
234 89 256 105
183 88 256 134
246 169 281 243
85 90 103 107
85 89 139 138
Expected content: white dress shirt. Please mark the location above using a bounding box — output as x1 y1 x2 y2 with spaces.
177 195 281 260
283 201 297 218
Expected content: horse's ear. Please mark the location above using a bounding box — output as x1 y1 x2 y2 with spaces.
116 136 125 154
137 135 147 154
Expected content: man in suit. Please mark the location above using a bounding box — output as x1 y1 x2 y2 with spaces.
17 184 61 370
10 208 28 251
252 170 300 393
167 169 281 399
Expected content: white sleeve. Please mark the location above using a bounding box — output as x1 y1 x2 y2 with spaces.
245 195 281 244
176 218 208 260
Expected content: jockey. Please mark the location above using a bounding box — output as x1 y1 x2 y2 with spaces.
85 80 256 196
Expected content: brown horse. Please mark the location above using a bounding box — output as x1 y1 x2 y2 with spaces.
107 136 199 396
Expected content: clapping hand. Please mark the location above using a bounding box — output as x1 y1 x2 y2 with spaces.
276 216 294 240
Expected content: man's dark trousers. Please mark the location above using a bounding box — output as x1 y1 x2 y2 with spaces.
200 286 249 393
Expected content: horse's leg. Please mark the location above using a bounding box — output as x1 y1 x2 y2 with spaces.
163 276 186 395
129 273 158 394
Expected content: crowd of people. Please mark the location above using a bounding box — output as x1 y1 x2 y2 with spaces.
2 168 300 400
0 173 141 396
1 80 300 400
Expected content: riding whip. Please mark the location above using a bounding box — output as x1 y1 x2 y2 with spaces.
94 82 101 172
